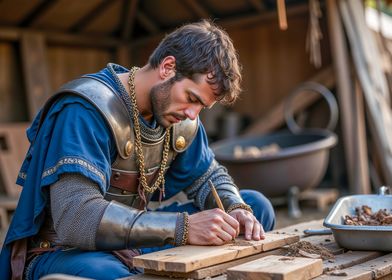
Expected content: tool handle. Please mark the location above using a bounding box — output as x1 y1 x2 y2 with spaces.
208 180 225 211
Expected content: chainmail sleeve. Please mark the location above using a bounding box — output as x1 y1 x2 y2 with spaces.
184 159 248 211
50 173 109 250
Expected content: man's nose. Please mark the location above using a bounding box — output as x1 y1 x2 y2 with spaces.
184 104 203 120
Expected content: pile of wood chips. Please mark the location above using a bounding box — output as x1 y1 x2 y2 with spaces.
344 205 392 226
286 241 335 260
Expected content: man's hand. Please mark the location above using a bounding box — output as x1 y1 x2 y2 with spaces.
187 208 240 245
229 209 265 241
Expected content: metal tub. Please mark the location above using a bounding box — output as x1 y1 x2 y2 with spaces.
324 193 392 251
211 130 337 197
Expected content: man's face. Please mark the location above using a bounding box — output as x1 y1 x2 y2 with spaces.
150 73 216 128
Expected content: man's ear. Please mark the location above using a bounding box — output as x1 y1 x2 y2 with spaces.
159 56 176 80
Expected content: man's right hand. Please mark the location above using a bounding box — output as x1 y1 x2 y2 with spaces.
187 208 240 245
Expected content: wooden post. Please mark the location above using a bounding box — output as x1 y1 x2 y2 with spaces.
20 32 51 119
116 44 132 67
353 78 371 193
326 0 370 193
340 0 392 188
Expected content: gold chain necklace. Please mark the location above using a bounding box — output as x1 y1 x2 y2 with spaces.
128 67 171 195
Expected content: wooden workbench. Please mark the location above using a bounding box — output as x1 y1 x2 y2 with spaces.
121 219 392 280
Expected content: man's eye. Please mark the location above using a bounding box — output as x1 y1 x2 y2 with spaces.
188 96 197 103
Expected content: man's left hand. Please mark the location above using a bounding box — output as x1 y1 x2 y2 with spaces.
228 209 265 241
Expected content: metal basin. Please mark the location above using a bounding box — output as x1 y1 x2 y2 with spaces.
324 193 392 251
211 129 337 197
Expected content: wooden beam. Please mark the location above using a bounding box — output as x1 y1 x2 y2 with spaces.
326 0 358 193
116 44 131 67
20 32 51 119
69 0 118 33
136 10 159 34
352 78 371 193
0 26 119 48
326 0 357 192
247 0 266 13
131 3 308 47
339 0 392 186
183 0 209 18
121 0 139 40
19 0 59 27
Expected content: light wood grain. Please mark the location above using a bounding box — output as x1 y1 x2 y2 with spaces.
226 255 323 280
145 248 287 279
315 253 392 280
133 233 299 273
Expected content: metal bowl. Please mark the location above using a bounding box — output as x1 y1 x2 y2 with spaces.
211 129 337 197
324 193 392 251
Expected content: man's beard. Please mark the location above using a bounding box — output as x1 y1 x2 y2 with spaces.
150 77 174 128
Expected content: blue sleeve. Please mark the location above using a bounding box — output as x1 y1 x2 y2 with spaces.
40 96 114 193
163 122 214 199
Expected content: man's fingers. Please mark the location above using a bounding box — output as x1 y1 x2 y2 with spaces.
221 210 240 231
244 218 254 240
259 223 266 239
216 228 235 243
252 221 262 240
220 223 238 239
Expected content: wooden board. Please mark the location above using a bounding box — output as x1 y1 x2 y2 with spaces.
299 188 339 211
20 32 51 120
315 253 392 280
120 220 392 280
273 219 325 235
323 250 383 273
226 255 323 280
133 233 299 273
145 248 287 279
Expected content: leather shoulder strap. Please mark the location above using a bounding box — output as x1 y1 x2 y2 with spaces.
39 76 134 159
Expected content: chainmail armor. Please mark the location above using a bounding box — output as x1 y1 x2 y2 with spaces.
184 159 240 210
50 173 109 250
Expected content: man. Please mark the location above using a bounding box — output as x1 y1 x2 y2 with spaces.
0 20 275 280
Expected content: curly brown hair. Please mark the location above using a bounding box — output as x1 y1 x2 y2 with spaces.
148 20 242 105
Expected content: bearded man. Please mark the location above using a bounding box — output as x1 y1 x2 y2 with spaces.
0 20 275 280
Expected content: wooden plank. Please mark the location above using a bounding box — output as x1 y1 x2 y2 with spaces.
226 255 323 280
315 253 392 280
133 233 299 273
145 248 287 279
299 188 339 211
326 0 372 194
323 251 384 273
339 0 392 186
0 26 119 48
273 219 324 235
20 32 51 119
243 66 335 136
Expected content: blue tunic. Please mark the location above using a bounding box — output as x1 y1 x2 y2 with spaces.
0 65 214 279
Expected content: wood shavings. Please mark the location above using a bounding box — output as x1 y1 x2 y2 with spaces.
287 241 335 260
344 205 392 226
